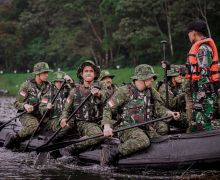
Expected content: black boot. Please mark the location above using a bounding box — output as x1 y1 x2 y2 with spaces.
100 144 120 166
4 132 21 149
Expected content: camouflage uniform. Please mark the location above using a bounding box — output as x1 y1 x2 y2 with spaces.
102 65 171 156
158 65 188 130
100 70 120 123
14 62 51 138
186 44 218 132
39 71 74 132
100 70 116 97
59 61 108 152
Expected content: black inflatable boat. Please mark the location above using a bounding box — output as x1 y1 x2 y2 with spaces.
1 120 220 169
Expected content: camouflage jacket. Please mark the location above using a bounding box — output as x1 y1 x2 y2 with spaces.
39 83 72 118
102 84 170 127
14 79 50 116
158 81 185 111
60 82 109 123
197 44 213 84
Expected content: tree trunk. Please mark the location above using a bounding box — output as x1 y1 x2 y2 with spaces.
164 0 174 57
195 0 212 37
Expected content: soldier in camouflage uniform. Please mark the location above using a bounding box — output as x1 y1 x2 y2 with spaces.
59 60 109 155
101 64 180 166
39 71 74 132
158 65 188 131
4 62 52 149
185 20 219 132
100 70 117 97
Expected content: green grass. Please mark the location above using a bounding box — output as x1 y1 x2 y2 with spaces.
0 67 164 96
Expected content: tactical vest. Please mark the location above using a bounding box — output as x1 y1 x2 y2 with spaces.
122 85 154 125
26 79 50 104
73 84 102 123
50 84 69 118
186 38 219 82
26 79 50 115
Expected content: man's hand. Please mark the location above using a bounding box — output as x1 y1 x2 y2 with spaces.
46 103 53 109
91 87 101 97
168 111 180 120
24 104 34 112
103 124 113 137
60 118 69 128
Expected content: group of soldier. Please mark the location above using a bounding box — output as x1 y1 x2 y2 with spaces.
3 20 220 166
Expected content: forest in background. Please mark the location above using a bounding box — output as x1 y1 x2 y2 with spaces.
0 0 220 72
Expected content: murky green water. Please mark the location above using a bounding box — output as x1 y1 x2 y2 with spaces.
0 96 220 179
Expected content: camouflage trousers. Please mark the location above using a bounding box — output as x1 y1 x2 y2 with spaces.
191 88 217 132
118 127 150 156
146 121 168 139
117 121 168 156
60 120 104 152
18 113 39 138
169 112 188 130
74 121 104 150
44 117 60 132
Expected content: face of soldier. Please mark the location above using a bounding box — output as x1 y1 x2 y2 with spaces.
38 72 49 82
81 66 96 83
173 74 182 84
144 77 154 88
55 81 63 89
101 77 112 87
134 80 146 91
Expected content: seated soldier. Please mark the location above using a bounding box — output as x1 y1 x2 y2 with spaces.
101 64 180 166
4 62 52 149
158 65 188 132
100 70 117 97
58 60 110 155
39 71 74 132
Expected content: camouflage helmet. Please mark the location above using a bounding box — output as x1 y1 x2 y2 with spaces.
77 60 100 80
99 70 115 81
52 71 66 82
33 62 52 75
167 65 181 77
131 64 157 80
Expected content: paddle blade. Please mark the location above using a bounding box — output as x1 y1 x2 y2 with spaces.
34 152 49 167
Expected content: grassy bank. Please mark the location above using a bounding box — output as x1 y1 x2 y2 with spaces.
0 67 163 96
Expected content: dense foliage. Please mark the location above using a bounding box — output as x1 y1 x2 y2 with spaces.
0 0 219 72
